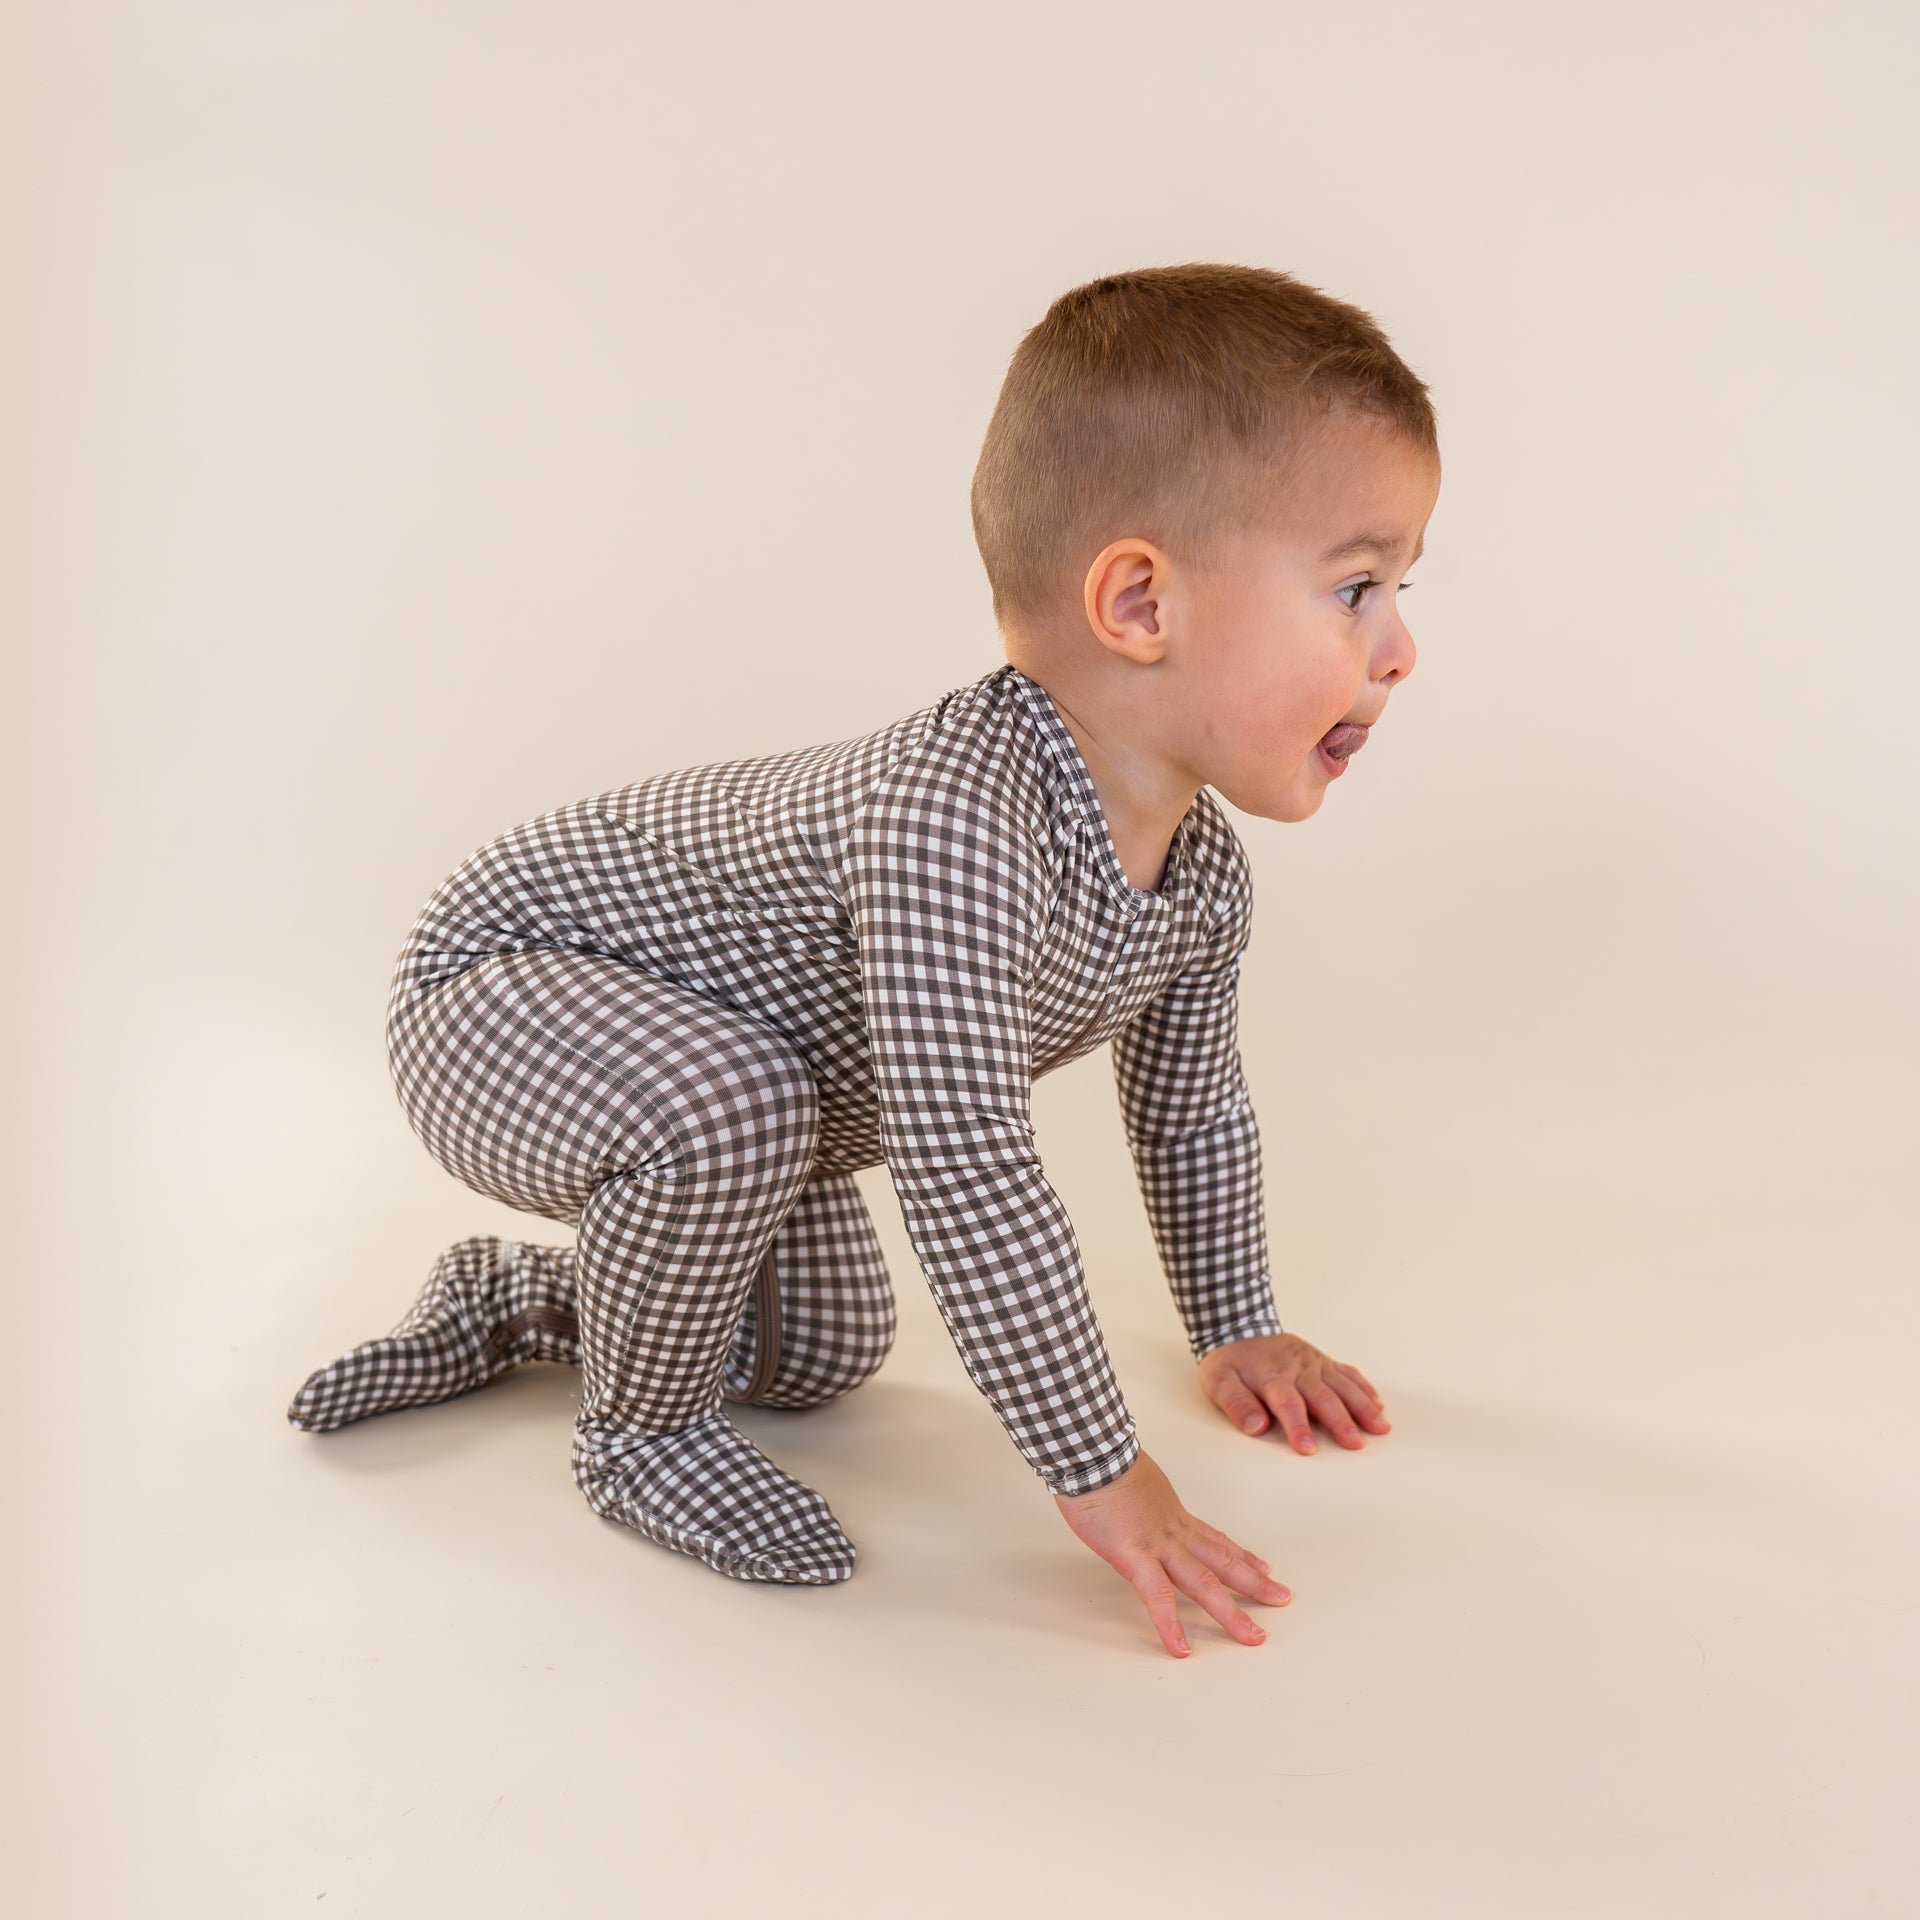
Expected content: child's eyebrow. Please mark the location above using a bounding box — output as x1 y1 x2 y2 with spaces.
1318 530 1427 565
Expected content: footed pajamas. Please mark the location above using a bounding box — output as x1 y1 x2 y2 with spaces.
288 663 1284 1583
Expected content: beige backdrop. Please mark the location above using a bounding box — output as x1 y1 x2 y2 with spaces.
9 2 1916 1915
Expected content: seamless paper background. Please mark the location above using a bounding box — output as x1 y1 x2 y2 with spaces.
8 3 1916 1915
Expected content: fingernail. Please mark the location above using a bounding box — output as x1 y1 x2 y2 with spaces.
1242 1414 1263 1432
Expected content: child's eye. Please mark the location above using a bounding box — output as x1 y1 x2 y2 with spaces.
1337 577 1416 614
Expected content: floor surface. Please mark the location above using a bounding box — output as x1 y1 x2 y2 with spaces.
14 1008 1913 1918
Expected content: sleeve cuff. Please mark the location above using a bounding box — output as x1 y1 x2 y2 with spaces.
1190 1309 1286 1362
1039 1427 1142 1498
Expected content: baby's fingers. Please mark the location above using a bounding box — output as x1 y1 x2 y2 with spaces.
1164 1544 1268 1647
1126 1564 1195 1658
1208 1367 1272 1434
1191 1524 1292 1607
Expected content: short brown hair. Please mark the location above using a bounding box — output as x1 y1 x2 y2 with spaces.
970 262 1438 636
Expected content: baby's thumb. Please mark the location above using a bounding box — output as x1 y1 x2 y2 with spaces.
1209 1369 1271 1433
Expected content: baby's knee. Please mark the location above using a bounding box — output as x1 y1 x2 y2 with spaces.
770 1352 890 1410
666 1023 822 1180
730 1312 895 1411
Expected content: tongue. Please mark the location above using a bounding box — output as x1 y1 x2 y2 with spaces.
1320 722 1369 761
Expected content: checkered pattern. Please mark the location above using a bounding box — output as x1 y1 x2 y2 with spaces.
308 662 1280 1565
285 1233 583 1430
286 1167 893 1433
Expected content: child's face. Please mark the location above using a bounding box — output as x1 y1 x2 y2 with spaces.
1187 425 1439 824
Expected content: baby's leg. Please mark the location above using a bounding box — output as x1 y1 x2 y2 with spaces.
301 946 858 1584
722 1170 897 1409
285 1171 894 1426
551 965 858 1583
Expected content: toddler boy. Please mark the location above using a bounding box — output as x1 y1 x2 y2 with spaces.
288 262 1427 1658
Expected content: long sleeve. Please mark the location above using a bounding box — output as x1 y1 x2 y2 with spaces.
843 746 1141 1497
1109 830 1285 1360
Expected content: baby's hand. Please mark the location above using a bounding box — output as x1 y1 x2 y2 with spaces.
1053 1449 1291 1658
1198 1333 1390 1452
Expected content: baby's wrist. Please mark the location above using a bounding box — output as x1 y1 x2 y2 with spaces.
1192 1313 1286 1361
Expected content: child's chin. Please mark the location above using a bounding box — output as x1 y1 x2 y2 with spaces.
1215 762 1324 824
1249 776 1324 824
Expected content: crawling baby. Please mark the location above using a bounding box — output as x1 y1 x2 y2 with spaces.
288 261 1426 1657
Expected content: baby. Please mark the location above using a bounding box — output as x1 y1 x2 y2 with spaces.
288 261 1430 1658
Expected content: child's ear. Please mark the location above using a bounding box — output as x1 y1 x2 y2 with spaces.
1084 538 1173 664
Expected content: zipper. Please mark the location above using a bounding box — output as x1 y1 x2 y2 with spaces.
481 1303 580 1368
744 1243 784 1402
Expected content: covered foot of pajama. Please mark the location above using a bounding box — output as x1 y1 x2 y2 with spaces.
286 1234 581 1431
571 1410 858 1585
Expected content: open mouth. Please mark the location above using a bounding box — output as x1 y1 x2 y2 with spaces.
1316 722 1370 775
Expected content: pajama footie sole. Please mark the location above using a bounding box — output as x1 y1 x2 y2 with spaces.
571 1410 858 1585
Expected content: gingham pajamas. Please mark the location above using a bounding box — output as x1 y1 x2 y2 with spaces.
295 663 1282 1575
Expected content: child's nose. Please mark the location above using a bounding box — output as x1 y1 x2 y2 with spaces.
1376 624 1416 687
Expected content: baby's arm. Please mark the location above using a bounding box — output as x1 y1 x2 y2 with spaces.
844 747 1137 1497
844 749 1289 1654
1112 833 1389 1455
1109 825 1286 1358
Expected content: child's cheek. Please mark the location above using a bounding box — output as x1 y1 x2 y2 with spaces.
1240 702 1321 766
1234 646 1354 763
